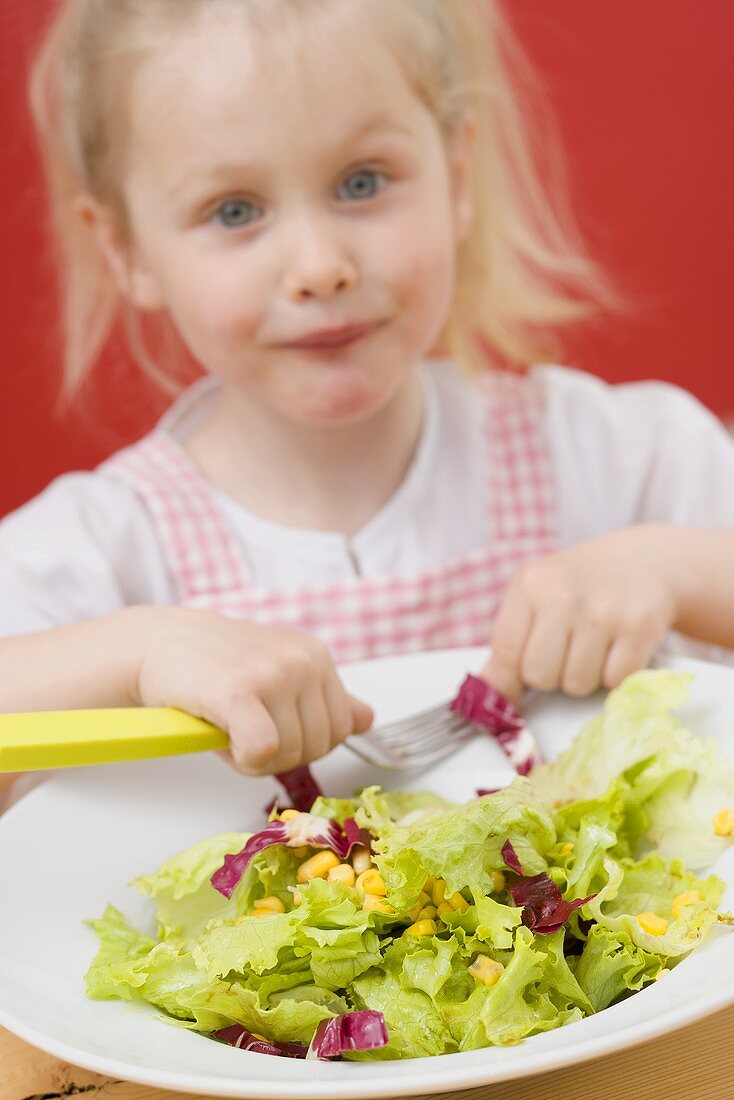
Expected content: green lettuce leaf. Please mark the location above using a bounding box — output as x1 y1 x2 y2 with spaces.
586 853 725 956
448 928 589 1049
530 670 734 871
132 833 251 944
574 925 667 1011
358 780 555 911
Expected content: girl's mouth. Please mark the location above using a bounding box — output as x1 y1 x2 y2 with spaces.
279 321 383 352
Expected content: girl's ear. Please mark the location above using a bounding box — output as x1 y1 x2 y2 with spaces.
447 113 477 243
73 194 165 311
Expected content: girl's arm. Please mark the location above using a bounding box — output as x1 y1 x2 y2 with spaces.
0 606 372 774
0 608 145 712
666 527 734 648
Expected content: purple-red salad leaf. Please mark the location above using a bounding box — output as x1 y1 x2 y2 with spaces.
501 839 596 935
275 765 322 812
308 1011 389 1060
211 813 371 898
501 838 525 876
450 674 541 774
213 1024 307 1058
342 816 373 855
509 872 595 935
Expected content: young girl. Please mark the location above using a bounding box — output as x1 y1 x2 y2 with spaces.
2 0 734 812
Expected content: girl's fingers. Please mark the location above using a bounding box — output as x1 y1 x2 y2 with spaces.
263 695 303 774
561 619 614 696
602 630 660 690
296 681 332 763
226 695 281 774
519 610 572 692
348 693 374 735
483 585 534 704
321 667 361 747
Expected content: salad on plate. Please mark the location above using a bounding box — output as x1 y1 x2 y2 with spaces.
84 669 734 1061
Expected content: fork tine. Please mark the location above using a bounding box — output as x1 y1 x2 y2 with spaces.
344 735 396 767
376 706 456 746
382 713 468 750
368 701 448 739
346 724 475 770
392 720 473 759
344 691 479 770
394 726 476 766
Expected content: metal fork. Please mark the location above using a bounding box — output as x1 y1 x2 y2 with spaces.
345 701 475 770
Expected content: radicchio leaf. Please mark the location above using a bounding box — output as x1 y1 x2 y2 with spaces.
308 1011 389 1060
501 838 525 876
451 674 541 774
211 813 370 898
213 1024 307 1058
501 839 595 935
275 765 323 812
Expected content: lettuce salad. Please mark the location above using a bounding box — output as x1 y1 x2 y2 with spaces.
85 670 734 1060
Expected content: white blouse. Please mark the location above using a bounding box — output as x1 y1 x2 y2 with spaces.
2 361 734 640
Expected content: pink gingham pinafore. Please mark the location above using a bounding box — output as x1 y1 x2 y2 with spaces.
100 371 557 662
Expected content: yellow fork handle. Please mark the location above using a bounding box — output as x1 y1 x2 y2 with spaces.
0 708 229 772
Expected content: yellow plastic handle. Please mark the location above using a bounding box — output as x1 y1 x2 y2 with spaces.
0 708 229 772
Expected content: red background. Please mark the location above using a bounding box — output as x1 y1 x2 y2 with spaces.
2 1 733 518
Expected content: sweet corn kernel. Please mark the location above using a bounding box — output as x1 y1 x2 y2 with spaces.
355 869 388 896
253 908 279 918
436 901 454 920
671 890 702 918
253 896 286 914
352 846 373 874
297 850 340 883
407 891 435 922
328 863 356 887
418 905 438 920
363 895 395 914
490 870 506 893
431 879 446 907
402 919 438 938
713 808 734 837
561 842 575 854
280 809 300 822
292 846 310 859
447 892 469 912
637 911 669 936
422 875 436 893
468 954 504 987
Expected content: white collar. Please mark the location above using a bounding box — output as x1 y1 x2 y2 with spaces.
155 363 444 557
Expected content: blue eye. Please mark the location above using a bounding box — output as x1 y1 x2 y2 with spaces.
338 169 386 201
214 199 260 228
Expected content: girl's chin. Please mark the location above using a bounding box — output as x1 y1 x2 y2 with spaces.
282 370 390 426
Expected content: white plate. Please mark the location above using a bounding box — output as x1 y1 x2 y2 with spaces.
0 648 733 1099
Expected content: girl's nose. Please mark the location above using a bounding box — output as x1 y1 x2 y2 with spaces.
282 217 358 302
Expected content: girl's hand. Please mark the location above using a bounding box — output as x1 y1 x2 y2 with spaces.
482 525 679 704
132 608 373 776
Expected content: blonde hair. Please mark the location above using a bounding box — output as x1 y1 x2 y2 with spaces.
30 0 616 403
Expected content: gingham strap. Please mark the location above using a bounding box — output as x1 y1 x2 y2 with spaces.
101 371 557 661
101 428 249 599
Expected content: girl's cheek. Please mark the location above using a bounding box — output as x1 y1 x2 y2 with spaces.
171 270 263 342
392 231 456 327
378 196 457 302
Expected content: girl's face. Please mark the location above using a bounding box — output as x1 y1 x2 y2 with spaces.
104 6 474 427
